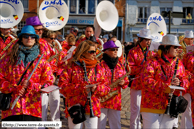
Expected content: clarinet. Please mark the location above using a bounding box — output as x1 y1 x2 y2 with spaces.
82 61 95 118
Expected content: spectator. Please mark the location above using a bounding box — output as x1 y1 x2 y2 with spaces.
186 13 192 23
103 38 107 43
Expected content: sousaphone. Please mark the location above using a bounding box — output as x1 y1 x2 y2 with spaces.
39 0 69 52
146 13 167 42
146 13 167 51
0 0 24 28
94 0 119 39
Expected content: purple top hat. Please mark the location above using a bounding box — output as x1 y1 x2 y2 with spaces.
26 16 43 26
103 40 119 51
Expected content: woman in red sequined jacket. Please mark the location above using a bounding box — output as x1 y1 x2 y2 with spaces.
58 40 110 129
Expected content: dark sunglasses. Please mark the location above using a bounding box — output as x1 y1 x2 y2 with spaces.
173 46 179 49
50 37 57 40
35 29 43 32
88 50 96 54
109 48 118 51
23 35 36 39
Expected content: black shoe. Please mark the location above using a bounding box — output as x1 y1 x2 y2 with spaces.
172 127 178 129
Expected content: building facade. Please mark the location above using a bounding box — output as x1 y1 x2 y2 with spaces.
125 0 194 42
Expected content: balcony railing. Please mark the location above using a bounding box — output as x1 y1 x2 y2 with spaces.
137 18 194 24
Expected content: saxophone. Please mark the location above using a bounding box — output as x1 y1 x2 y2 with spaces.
100 69 131 103
178 35 186 59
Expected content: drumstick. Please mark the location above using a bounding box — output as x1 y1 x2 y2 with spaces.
11 54 44 110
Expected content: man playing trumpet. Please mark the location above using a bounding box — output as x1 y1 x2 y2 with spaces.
98 40 129 129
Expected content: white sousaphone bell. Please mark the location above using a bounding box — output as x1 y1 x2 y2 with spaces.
39 0 69 31
39 0 70 51
94 1 121 57
94 0 119 35
146 13 167 51
0 0 24 28
146 13 167 42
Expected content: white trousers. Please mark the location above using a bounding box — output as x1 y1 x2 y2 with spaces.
98 108 121 129
41 89 60 129
68 115 98 129
130 89 141 129
180 93 193 128
142 112 175 129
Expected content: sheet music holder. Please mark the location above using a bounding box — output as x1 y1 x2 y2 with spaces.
169 85 185 90
40 85 60 93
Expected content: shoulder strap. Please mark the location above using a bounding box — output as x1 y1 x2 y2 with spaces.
173 59 179 78
141 50 149 65
17 60 35 85
160 59 179 80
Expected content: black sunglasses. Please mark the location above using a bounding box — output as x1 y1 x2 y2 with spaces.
50 37 56 40
35 29 43 32
173 46 179 49
23 35 36 39
109 48 118 51
88 50 96 54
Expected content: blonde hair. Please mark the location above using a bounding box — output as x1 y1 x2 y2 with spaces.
47 31 56 38
67 33 76 44
69 40 95 65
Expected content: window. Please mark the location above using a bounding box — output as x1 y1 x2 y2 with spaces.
88 0 95 14
63 0 67 4
138 7 143 18
160 7 172 23
183 7 194 18
145 7 150 18
21 0 28 12
79 0 85 13
138 7 150 23
70 0 76 13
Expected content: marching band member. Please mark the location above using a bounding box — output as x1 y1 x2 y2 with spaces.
178 30 194 59
26 16 55 60
177 30 194 128
25 16 56 126
140 34 189 128
127 29 154 129
98 40 129 129
76 25 102 47
0 25 54 123
62 33 76 52
58 40 110 129
181 33 194 128
42 30 65 125
0 27 18 60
